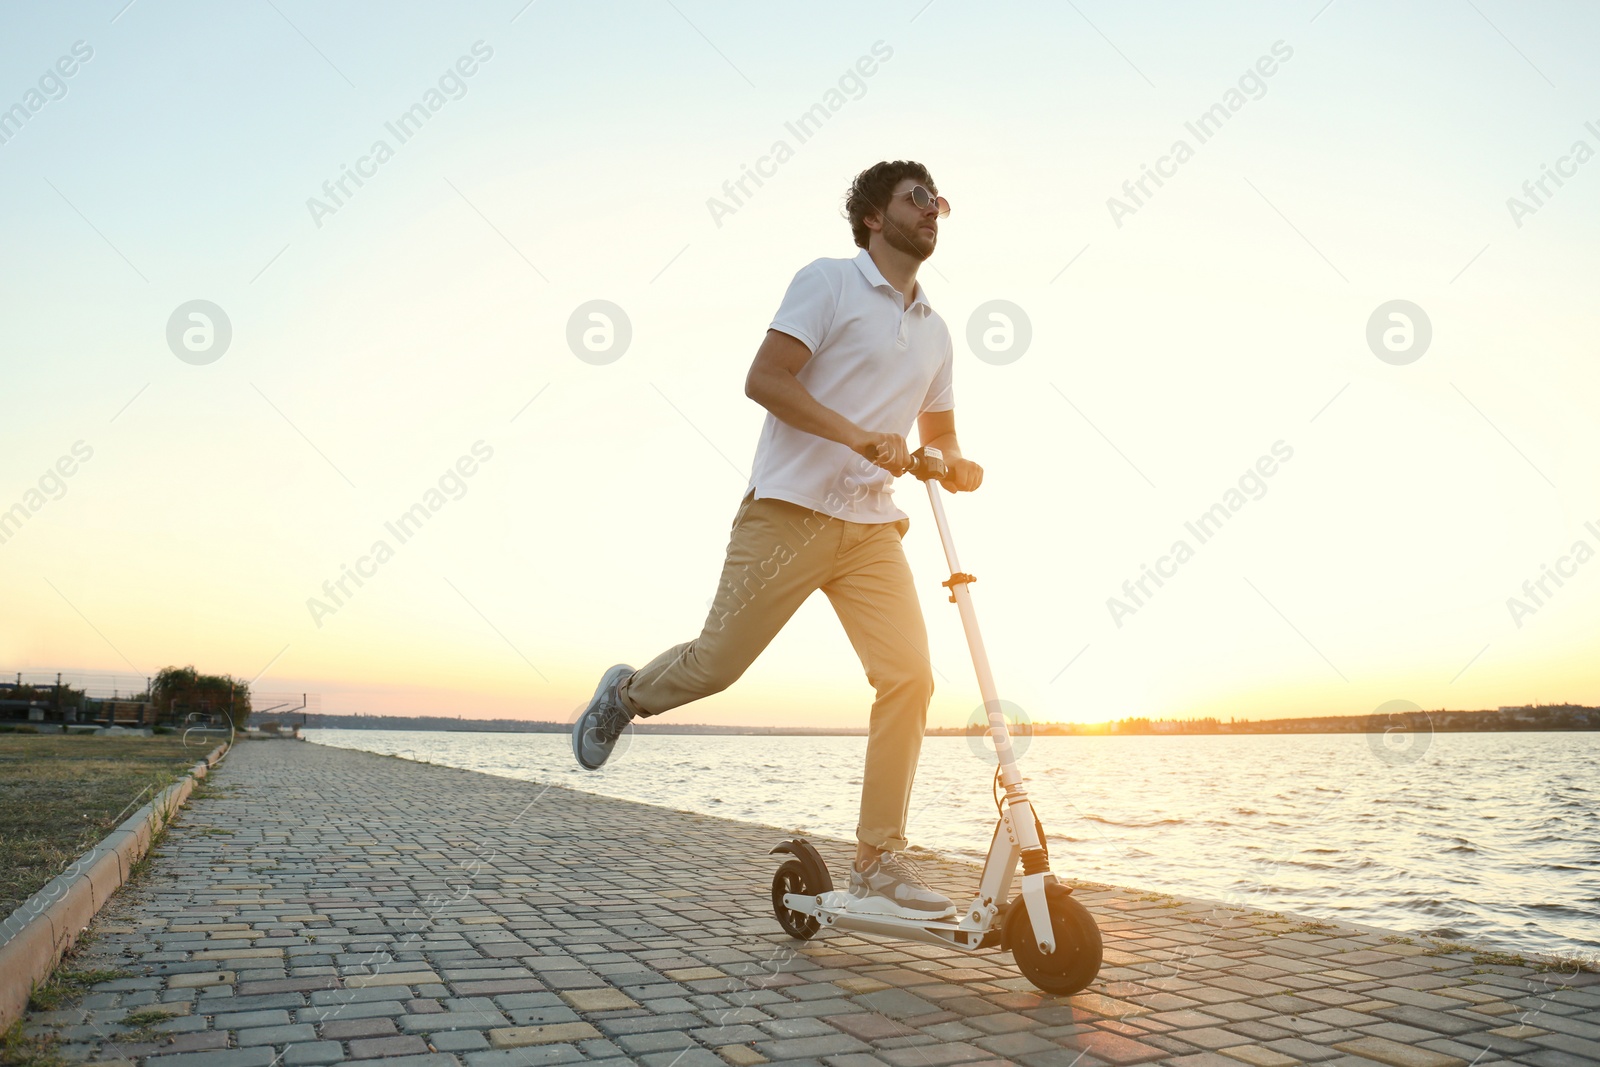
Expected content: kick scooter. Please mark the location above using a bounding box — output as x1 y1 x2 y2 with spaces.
768 447 1103 995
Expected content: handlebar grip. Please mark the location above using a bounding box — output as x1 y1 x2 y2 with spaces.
909 446 947 482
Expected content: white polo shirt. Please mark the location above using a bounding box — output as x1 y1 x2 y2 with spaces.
746 248 955 524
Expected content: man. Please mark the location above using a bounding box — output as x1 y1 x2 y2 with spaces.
572 160 982 920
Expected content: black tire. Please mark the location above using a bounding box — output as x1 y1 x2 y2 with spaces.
771 859 822 940
1007 883 1103 995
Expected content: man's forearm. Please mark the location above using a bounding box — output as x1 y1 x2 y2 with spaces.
747 369 863 449
921 431 962 461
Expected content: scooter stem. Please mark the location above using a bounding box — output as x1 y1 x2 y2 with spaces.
922 471 1026 793
915 451 1055 956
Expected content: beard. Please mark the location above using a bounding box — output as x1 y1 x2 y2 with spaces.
882 217 935 261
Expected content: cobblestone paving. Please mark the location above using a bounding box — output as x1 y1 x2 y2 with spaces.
20 741 1599 1067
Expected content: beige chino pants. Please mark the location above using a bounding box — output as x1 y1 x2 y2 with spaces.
618 490 934 851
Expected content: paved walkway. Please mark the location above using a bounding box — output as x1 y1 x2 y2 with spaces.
20 741 1599 1067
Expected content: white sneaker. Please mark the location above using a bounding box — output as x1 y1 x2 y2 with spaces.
845 851 955 919
572 664 635 770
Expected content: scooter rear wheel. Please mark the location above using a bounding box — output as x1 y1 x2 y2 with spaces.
1007 883 1103 995
771 859 822 940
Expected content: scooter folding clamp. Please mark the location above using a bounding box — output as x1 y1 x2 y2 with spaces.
940 571 976 602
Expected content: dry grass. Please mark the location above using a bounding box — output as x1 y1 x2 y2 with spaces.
0 734 202 915
0 1020 64 1067
25 968 133 1012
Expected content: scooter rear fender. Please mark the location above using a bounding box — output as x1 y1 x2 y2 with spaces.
769 837 834 895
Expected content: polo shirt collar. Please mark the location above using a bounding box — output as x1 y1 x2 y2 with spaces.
853 248 933 314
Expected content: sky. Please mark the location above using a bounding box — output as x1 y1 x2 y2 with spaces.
2 0 1598 730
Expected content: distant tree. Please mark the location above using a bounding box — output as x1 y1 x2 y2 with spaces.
151 665 251 729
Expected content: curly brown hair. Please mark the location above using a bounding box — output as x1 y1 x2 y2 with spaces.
844 160 936 249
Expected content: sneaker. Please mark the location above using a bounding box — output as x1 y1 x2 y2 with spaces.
572 664 636 770
845 851 956 919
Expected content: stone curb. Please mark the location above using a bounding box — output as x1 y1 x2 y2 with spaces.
0 741 229 1029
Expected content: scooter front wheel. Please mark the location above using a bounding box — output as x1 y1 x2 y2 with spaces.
1007 883 1103 995
771 860 822 940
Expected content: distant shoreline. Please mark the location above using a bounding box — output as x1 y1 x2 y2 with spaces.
284 704 1599 737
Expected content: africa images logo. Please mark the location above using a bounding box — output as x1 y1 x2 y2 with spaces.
305 42 494 229
1106 41 1294 228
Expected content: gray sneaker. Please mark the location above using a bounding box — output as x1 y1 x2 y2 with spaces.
846 851 955 919
573 664 636 770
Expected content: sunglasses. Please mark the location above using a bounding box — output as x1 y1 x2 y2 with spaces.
893 184 951 218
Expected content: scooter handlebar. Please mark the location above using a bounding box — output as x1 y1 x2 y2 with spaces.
907 446 947 482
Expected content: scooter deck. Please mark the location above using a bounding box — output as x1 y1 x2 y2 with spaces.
782 891 998 952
